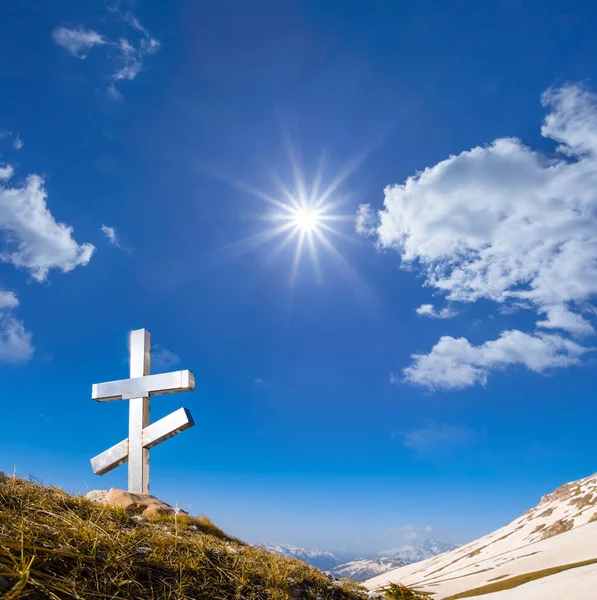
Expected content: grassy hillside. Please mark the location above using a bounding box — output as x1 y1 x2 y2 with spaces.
0 475 374 600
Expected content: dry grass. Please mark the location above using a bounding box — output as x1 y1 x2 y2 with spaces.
380 582 429 599
0 476 370 600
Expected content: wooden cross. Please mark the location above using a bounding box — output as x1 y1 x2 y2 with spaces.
90 329 195 493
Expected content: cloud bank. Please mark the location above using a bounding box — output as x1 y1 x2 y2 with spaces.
0 164 94 362
359 83 597 389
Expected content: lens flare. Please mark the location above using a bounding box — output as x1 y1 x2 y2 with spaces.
217 142 373 289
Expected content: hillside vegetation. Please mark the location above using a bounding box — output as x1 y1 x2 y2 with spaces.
0 474 378 600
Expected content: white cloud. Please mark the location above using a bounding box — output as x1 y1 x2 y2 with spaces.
0 161 93 361
0 167 95 281
52 26 106 58
13 136 23 151
0 291 19 309
359 83 597 388
402 330 588 390
0 165 14 180
355 204 378 236
108 29 159 98
415 304 457 319
537 304 594 335
363 84 597 316
0 292 33 363
53 10 159 98
101 224 118 246
152 345 180 371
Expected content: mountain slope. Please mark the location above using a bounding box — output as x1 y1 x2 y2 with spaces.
0 474 369 600
365 472 597 599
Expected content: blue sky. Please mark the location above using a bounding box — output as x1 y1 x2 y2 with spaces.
2 0 597 555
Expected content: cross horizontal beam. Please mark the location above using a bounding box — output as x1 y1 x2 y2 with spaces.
90 407 194 475
91 438 129 476
92 370 195 402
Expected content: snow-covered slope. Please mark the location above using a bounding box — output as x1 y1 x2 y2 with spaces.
365 472 597 599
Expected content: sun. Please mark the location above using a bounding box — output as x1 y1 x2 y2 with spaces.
218 142 371 285
292 207 321 232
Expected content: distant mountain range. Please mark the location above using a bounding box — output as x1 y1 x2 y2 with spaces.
376 540 458 564
365 472 597 599
331 557 407 582
262 540 457 582
261 544 345 571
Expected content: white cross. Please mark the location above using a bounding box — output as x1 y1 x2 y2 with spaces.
90 329 195 493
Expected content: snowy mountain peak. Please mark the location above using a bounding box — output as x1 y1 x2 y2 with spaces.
331 557 407 582
538 471 597 507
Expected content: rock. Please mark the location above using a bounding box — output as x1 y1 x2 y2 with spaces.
85 490 108 503
142 502 177 518
85 487 188 518
108 488 177 517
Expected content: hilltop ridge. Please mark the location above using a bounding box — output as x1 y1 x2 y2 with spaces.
0 474 373 600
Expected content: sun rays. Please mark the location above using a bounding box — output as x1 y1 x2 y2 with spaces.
221 146 360 285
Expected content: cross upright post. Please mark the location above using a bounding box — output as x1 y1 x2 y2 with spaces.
129 329 151 493
90 328 195 493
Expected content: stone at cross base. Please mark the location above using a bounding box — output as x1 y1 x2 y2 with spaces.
86 488 187 518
